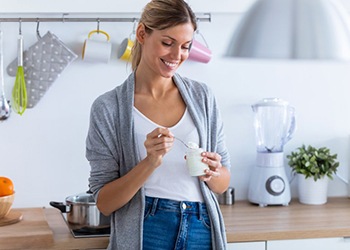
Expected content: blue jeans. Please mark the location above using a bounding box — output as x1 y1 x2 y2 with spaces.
143 196 212 250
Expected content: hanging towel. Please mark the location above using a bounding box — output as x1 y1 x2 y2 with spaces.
7 31 78 108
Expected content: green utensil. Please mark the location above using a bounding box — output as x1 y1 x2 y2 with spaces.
12 31 27 115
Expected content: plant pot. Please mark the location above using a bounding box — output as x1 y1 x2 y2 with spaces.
297 174 329 205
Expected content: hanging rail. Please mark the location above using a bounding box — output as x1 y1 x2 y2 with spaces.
0 13 211 23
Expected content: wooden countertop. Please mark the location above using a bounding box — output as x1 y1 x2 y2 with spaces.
0 207 108 249
221 197 350 242
44 207 109 249
1 197 350 249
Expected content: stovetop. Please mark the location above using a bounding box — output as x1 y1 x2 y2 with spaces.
70 226 110 238
61 213 110 238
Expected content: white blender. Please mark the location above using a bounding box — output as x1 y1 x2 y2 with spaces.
249 98 296 207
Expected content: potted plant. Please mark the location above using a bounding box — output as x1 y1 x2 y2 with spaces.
287 144 339 205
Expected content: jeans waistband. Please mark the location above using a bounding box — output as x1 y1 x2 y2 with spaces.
145 196 207 214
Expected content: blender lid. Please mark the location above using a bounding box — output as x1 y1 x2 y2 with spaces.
252 97 289 107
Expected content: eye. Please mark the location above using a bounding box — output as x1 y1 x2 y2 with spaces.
162 42 172 47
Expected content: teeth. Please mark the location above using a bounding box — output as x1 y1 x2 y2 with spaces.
163 60 177 67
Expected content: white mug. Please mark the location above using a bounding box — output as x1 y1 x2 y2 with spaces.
82 30 112 63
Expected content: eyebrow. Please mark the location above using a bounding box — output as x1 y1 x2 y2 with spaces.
162 35 192 44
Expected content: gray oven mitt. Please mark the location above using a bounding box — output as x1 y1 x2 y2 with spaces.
7 31 78 108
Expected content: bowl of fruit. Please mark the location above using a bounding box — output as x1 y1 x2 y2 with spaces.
0 177 15 219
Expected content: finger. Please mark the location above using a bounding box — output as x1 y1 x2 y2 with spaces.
201 152 222 169
149 127 174 139
202 158 222 169
205 168 221 177
199 175 212 182
202 151 222 162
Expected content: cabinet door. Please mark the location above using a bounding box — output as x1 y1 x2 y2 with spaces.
267 237 350 250
227 241 265 250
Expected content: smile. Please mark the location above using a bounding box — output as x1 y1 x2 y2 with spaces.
161 59 178 68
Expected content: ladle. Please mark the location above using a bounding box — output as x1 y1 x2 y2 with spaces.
0 30 10 120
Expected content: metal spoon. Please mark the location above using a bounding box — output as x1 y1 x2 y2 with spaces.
174 137 190 148
0 30 10 121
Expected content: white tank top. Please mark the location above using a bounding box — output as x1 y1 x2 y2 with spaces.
133 107 204 202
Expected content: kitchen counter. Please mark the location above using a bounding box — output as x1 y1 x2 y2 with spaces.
222 197 350 242
0 207 109 249
1 197 350 249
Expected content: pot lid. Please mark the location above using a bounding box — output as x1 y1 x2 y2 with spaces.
66 192 96 204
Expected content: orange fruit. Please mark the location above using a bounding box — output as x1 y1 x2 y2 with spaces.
0 177 14 197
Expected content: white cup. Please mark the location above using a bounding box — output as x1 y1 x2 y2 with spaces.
82 30 112 63
186 148 209 176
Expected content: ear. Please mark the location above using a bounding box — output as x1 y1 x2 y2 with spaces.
136 23 147 45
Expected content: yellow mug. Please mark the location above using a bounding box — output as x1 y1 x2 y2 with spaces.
117 38 134 61
82 30 112 63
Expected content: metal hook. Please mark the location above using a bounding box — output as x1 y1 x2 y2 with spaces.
36 18 41 39
62 13 68 23
195 18 200 35
129 18 137 39
96 18 100 34
18 18 22 35
132 18 137 34
193 19 209 48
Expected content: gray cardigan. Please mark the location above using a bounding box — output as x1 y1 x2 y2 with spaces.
86 72 231 250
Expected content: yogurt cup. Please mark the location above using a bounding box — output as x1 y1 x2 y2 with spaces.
186 142 209 176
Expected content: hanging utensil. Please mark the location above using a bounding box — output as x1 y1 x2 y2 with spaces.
0 29 11 120
12 20 27 115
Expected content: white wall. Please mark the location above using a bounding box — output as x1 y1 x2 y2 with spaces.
1 1 350 208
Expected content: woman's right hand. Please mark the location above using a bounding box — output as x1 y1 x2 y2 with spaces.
144 127 174 168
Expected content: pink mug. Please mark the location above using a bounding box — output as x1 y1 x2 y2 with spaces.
188 39 212 63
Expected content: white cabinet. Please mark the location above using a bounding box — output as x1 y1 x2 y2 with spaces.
228 237 350 250
267 237 350 250
227 241 265 250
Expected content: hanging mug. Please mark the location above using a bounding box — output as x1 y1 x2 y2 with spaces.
82 30 112 63
117 38 134 61
117 20 136 61
188 32 212 63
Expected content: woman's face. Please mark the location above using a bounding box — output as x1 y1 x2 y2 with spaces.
138 22 194 78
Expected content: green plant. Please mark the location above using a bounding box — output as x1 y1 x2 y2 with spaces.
287 145 339 181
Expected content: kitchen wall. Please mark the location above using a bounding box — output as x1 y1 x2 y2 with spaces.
1 0 350 208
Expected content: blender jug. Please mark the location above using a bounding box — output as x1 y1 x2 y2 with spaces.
252 98 296 153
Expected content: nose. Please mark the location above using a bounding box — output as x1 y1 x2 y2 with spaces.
170 46 182 59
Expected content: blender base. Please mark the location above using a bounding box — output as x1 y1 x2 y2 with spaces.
248 152 291 207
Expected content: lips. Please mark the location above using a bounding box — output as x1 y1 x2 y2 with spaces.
161 59 178 69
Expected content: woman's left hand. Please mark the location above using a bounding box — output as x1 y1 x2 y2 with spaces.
199 151 222 182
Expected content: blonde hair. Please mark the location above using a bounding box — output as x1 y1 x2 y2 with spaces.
131 0 197 71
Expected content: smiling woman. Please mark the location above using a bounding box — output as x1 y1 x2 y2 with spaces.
86 0 231 249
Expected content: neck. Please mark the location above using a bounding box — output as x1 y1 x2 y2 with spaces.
134 68 175 98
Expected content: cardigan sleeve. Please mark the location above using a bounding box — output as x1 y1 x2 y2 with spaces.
86 91 121 201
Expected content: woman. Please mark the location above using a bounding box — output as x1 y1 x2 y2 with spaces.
86 0 231 249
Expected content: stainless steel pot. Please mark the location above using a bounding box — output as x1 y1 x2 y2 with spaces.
50 191 110 230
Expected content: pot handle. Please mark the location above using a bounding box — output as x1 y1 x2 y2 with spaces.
49 201 68 213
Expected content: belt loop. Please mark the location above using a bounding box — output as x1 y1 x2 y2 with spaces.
150 198 158 216
198 202 202 220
